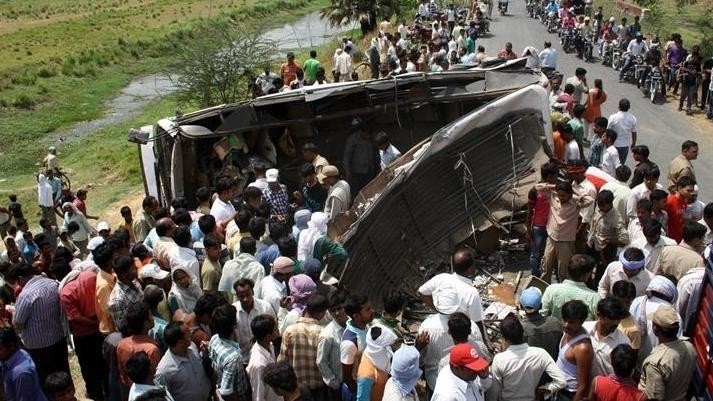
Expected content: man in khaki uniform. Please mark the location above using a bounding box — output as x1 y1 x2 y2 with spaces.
639 306 696 401
667 140 698 193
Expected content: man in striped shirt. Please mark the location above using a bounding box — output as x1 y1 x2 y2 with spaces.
12 262 70 383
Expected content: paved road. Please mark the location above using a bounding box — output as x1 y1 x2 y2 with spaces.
476 1 712 202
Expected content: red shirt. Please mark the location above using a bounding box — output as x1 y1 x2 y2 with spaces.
72 198 87 215
280 62 298 86
528 186 551 227
116 335 161 386
593 375 643 401
60 271 99 337
665 193 687 242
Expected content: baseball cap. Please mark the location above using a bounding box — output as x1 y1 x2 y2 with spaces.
140 263 170 281
97 221 110 233
322 165 340 177
652 306 680 329
520 287 543 312
450 343 488 372
266 168 279 183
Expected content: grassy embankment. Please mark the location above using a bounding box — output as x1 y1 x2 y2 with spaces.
0 0 331 223
594 0 705 45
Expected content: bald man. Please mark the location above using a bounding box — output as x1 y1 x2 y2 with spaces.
153 217 178 269
417 248 486 340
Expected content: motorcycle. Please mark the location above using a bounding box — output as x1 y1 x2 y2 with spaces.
620 55 643 83
582 33 594 61
601 40 614 66
643 65 664 103
498 0 508 15
526 0 536 17
546 12 558 33
561 27 576 53
611 44 622 70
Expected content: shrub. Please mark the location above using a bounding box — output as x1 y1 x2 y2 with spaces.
13 94 36 109
37 67 57 78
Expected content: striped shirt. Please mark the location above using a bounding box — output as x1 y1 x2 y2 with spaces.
13 275 64 349
278 317 324 389
208 334 251 400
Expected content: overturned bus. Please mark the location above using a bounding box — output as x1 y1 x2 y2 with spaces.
132 64 552 301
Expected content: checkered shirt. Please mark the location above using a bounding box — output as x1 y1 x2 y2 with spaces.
263 187 290 218
107 279 143 330
209 334 251 400
278 317 324 389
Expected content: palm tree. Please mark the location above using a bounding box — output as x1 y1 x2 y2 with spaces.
320 0 404 35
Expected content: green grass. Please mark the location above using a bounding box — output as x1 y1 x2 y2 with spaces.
0 0 329 174
595 0 704 45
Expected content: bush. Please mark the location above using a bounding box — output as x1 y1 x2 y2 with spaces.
37 67 57 78
13 94 36 109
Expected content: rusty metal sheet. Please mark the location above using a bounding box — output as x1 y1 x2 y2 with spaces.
330 85 553 303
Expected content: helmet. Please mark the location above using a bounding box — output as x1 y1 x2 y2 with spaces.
48 146 56 154
650 42 660 48
609 16 615 22
584 16 590 21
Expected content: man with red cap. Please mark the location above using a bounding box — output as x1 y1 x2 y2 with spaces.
431 343 491 401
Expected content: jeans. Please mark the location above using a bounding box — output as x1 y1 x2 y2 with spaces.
708 90 713 119
529 226 547 276
619 55 633 80
680 83 697 111
616 146 628 164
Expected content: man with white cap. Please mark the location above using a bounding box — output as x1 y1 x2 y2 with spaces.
519 287 562 360
322 165 351 221
87 221 111 255
262 168 291 222
260 256 294 316
432 343 492 401
487 314 565 401
638 305 696 401
629 275 680 361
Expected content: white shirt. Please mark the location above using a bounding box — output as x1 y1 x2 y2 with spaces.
383 378 419 401
336 52 352 75
600 181 631 226
246 343 282 401
626 39 648 56
154 345 211 401
676 267 704 332
234 299 275 361
597 261 653 298
432 365 491 401
259 275 287 316
626 182 664 219
325 180 351 221
418 3 430 17
564 140 580 162
629 295 682 358
210 198 236 225
607 111 638 148
539 48 558 68
418 313 485 390
487 343 566 401
582 321 631 378
168 246 200 284
418 273 484 323
630 236 677 271
600 146 621 177
572 179 597 224
380 144 402 170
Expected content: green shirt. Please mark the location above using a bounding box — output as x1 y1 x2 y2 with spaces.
466 37 475 54
303 58 321 83
541 279 599 321
568 117 584 145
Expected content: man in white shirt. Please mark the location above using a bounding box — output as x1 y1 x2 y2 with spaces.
598 247 653 298
676 264 705 336
209 176 237 233
259 257 293 316
246 314 282 401
433 343 492 401
418 0 431 19
374 131 402 170
563 126 580 163
619 33 648 82
168 226 200 283
155 322 212 401
335 47 353 82
234 278 275 361
583 297 631 377
630 219 677 271
487 315 565 401
538 41 557 73
600 130 621 177
607 98 638 164
322 165 351 221
418 248 486 340
626 165 663 220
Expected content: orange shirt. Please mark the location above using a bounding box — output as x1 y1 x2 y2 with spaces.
280 62 298 86
583 88 607 123
665 193 687 242
553 130 566 161
116 334 161 386
96 269 117 334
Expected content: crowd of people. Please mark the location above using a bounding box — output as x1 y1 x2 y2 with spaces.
1 0 712 401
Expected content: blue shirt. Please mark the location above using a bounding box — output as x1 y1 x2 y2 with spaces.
189 222 204 243
22 243 37 264
0 349 48 401
546 2 558 13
